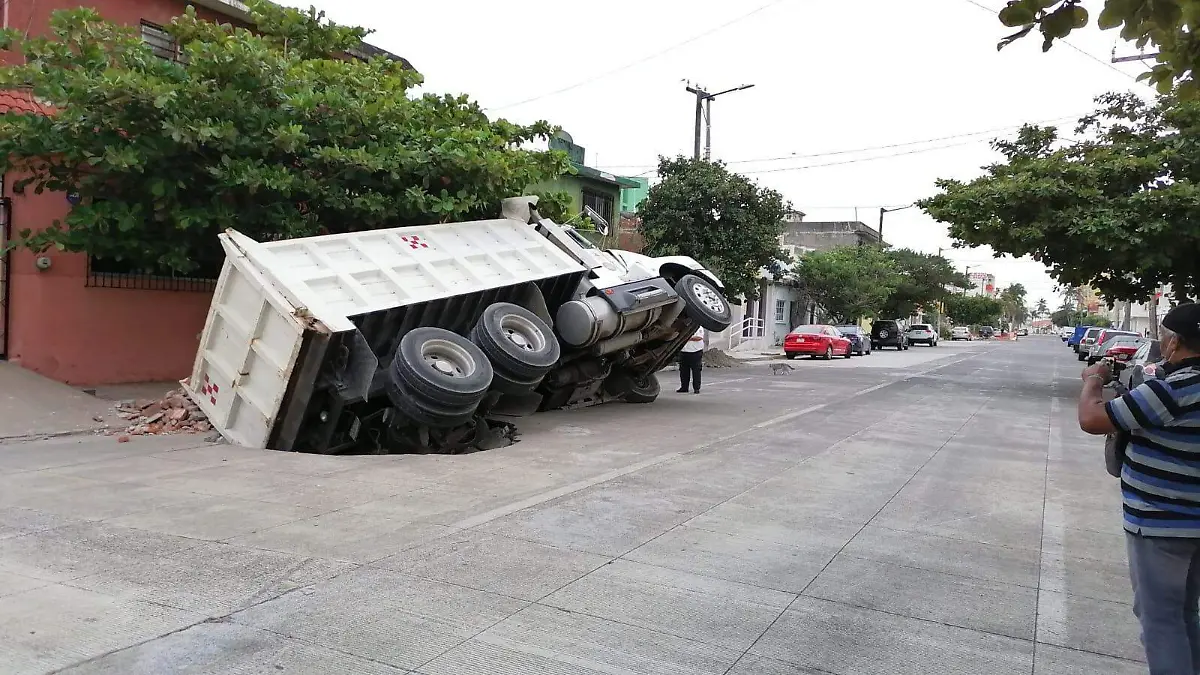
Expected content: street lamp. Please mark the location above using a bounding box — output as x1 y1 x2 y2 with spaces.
686 83 756 160
877 204 914 245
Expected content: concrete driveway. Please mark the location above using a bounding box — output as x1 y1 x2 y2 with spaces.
0 338 1142 674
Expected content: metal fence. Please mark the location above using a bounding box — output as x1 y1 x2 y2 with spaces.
86 255 220 292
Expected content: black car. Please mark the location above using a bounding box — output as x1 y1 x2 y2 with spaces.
836 325 871 356
871 320 909 351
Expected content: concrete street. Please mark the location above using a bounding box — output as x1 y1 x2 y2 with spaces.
0 337 1143 674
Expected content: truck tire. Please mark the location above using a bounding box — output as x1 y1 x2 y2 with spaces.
385 378 478 429
391 327 493 408
676 274 733 332
489 369 545 396
606 370 660 404
471 303 560 380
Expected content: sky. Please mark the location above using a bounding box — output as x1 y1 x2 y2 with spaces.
282 0 1154 307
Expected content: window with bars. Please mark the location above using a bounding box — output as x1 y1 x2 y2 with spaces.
140 21 188 64
581 190 614 230
774 299 787 323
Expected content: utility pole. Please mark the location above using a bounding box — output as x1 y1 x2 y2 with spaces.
685 82 755 161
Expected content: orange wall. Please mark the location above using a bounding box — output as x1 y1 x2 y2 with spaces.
4 186 211 385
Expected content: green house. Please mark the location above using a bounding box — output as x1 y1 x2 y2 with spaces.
535 132 640 234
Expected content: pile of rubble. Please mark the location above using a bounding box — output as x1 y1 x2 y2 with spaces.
112 387 211 437
702 348 743 369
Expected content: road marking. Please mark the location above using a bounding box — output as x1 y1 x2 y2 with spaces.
449 350 991 531
1037 394 1069 651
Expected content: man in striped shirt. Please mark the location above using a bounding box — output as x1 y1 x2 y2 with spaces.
1079 302 1200 674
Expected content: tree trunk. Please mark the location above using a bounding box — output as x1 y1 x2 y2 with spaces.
1122 301 1132 331
1149 292 1159 339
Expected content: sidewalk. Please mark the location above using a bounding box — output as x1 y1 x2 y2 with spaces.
0 363 116 440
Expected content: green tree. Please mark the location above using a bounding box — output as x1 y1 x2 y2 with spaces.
1000 283 1030 328
1034 297 1050 318
918 93 1200 302
790 245 902 323
880 248 972 318
992 0 1200 95
0 3 568 273
943 294 1005 327
638 157 789 301
1052 308 1113 327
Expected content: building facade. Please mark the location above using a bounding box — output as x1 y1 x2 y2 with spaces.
0 0 409 384
967 272 998 297
537 132 639 236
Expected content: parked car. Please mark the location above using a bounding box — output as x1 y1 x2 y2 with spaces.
871 319 909 350
906 323 938 347
1068 325 1093 351
1084 329 1141 363
979 326 996 339
1087 335 1143 366
1076 327 1105 359
951 326 972 341
1017 328 1028 336
1120 339 1163 390
784 325 853 360
1059 326 1073 341
835 325 871 356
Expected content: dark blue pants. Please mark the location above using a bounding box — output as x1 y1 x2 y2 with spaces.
679 351 702 392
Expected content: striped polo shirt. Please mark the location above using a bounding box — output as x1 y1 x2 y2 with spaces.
1106 358 1200 537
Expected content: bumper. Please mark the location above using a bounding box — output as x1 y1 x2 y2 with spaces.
784 343 826 355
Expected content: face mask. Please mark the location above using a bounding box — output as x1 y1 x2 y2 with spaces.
1163 334 1180 363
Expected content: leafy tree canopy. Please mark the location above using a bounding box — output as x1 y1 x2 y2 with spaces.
0 2 568 272
944 294 1006 327
879 248 972 319
1034 297 1051 317
1000 283 1031 326
993 0 1200 94
638 157 789 301
918 92 1200 303
1051 308 1112 326
790 245 902 323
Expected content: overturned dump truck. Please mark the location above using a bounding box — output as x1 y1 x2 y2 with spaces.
184 196 733 454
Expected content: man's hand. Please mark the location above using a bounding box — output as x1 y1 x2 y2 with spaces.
1081 361 1113 384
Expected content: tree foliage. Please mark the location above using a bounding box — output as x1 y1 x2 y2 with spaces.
1034 297 1050 317
943 294 1006 327
879 249 972 318
790 245 902 323
993 0 1200 94
0 3 568 272
638 157 789 301
918 92 1200 302
1000 283 1031 328
1052 308 1112 326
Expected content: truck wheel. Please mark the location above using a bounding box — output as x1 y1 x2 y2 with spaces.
472 303 560 380
391 327 493 408
606 371 660 404
676 274 733 332
489 368 545 396
385 378 478 429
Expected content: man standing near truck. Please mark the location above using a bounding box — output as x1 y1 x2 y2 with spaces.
677 327 705 394
1077 302 1200 674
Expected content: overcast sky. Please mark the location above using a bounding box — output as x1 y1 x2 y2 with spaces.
284 0 1153 307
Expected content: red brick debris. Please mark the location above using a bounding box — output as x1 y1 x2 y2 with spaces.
112 387 212 437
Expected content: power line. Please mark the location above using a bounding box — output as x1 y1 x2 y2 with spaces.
740 139 983 175
489 0 787 112
960 0 1139 81
594 112 1085 172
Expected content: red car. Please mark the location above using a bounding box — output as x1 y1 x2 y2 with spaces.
784 324 853 360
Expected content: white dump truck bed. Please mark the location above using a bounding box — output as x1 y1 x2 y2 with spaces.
185 218 587 449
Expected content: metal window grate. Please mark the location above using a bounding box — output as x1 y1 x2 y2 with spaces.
140 21 188 64
86 255 219 292
581 190 614 230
